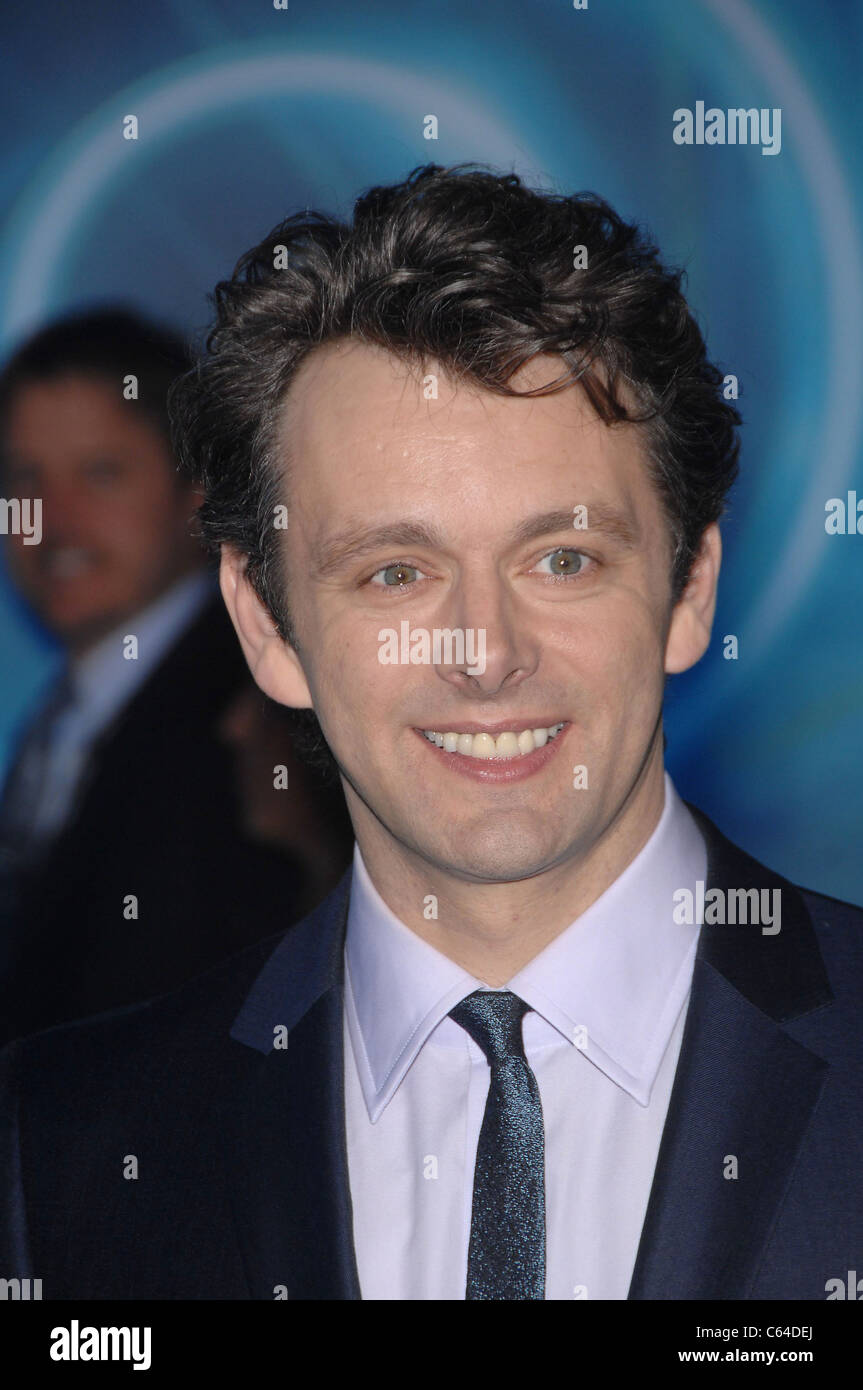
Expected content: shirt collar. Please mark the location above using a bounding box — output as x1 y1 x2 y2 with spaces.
346 773 706 1120
67 569 215 730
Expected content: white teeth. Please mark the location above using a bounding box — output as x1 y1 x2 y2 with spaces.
495 732 519 759
471 733 496 760
517 729 535 756
422 723 565 760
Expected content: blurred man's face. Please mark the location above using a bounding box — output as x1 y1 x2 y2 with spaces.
2 373 202 654
233 340 715 887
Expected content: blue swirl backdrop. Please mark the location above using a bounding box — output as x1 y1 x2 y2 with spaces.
1 0 861 900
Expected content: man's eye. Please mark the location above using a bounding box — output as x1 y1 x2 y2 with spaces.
533 548 590 578
4 464 38 490
369 562 424 588
84 459 123 483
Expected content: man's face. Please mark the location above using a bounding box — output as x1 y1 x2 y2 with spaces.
258 341 702 885
3 373 202 653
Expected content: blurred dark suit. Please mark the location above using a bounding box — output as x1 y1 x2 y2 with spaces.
0 593 306 1045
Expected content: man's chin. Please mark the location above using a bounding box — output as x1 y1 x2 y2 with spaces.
409 821 575 886
39 603 132 653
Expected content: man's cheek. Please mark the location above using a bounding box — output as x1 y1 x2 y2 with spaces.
597 610 661 683
318 653 404 741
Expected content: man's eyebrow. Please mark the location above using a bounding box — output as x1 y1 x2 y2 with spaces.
510 505 640 549
314 504 640 574
314 521 447 574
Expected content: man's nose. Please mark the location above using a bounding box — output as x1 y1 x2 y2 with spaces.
37 475 97 541
435 572 539 698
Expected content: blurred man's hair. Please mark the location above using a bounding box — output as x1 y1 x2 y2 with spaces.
0 306 192 455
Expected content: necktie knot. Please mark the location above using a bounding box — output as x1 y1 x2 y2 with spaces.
42 668 77 721
449 989 531 1068
0 667 78 860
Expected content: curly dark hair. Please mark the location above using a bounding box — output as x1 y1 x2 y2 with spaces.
170 162 740 772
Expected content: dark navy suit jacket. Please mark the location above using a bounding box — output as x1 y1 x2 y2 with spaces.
1 805 861 1299
0 595 306 1046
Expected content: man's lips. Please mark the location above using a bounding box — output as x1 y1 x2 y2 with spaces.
37 547 101 580
412 721 571 783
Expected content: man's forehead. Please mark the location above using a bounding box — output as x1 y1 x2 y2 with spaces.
7 373 154 442
278 339 615 452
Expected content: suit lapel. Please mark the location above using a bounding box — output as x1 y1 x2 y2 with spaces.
221 869 361 1299
628 808 833 1299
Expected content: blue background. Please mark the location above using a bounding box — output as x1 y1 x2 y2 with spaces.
1 0 861 901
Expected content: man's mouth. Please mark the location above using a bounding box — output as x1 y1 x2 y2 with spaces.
40 547 98 579
418 721 567 761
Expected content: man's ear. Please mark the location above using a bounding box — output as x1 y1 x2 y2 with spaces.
219 545 314 709
665 523 722 675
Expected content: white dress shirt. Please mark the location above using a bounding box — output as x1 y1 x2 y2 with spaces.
344 772 706 1300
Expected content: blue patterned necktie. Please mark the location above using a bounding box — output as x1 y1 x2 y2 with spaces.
449 989 546 1300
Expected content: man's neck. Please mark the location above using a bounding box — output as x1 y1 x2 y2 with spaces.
351 750 667 986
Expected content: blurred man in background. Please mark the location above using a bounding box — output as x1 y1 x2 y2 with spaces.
0 308 344 1042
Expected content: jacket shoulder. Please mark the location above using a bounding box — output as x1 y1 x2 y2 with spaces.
799 883 863 926
3 925 288 1112
3 862 351 1109
798 884 863 998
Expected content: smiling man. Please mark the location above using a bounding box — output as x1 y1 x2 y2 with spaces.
1 165 861 1302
